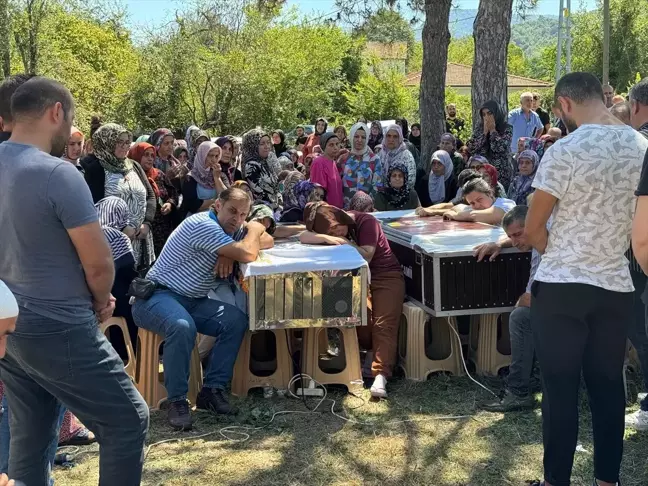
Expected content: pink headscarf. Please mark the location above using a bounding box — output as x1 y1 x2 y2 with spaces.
189 141 220 189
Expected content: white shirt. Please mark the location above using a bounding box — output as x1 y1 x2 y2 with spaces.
492 197 517 213
532 124 648 292
0 280 18 319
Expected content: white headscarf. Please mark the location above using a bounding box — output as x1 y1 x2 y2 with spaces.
349 122 370 156
428 150 454 204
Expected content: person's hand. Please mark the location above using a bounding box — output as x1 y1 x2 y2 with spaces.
212 161 222 176
246 220 267 235
94 295 116 323
473 242 501 262
161 202 173 215
323 235 350 246
123 226 137 240
137 224 150 240
0 473 15 485
415 206 429 217
442 211 457 221
516 292 531 308
336 149 349 165
483 114 495 134
215 256 235 279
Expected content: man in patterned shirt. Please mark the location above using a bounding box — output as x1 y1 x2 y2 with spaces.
132 187 273 430
525 72 648 486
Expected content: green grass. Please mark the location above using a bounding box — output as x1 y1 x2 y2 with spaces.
52 376 648 486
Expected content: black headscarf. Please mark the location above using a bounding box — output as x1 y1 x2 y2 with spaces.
480 100 508 133
272 129 288 156
408 123 421 152
315 117 328 136
368 121 383 151
396 118 409 139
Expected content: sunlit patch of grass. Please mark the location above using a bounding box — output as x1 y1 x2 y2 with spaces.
52 376 648 486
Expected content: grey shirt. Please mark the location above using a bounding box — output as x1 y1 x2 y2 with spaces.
0 142 98 323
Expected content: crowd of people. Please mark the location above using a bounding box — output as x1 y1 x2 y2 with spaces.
0 69 647 486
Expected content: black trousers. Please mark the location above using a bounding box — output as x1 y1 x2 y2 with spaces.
531 281 632 486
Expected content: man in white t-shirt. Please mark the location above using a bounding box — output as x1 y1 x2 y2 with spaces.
525 72 648 486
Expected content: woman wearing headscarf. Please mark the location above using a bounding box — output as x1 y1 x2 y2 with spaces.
82 123 156 271
150 128 179 174
302 117 328 158
374 161 420 211
95 196 138 349
185 125 199 158
300 202 405 399
517 136 546 161
128 142 179 256
466 100 513 189
368 121 383 151
349 190 375 213
334 125 350 150
62 126 85 169
477 162 507 199
427 150 457 205
179 141 227 218
279 180 326 223
310 132 344 209
508 149 539 205
243 128 282 215
188 129 210 167
340 122 380 207
408 123 421 152
271 130 289 156
376 124 416 192
174 146 189 165
216 136 243 186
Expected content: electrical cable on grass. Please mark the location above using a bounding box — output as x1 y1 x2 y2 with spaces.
144 320 500 458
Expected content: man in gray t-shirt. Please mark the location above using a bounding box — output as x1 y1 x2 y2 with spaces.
0 143 97 322
0 76 148 486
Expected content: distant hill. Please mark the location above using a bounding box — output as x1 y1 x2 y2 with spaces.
415 9 559 58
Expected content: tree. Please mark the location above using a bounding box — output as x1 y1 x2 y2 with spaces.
356 7 412 44
12 0 49 74
343 66 417 121
419 0 452 167
471 0 514 133
0 0 10 77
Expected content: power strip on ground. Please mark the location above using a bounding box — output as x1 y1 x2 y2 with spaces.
295 379 325 397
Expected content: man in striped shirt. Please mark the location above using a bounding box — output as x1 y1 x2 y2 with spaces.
132 187 273 430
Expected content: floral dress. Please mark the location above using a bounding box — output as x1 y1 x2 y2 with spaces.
341 150 380 208
466 126 514 189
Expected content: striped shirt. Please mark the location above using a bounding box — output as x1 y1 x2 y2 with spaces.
147 212 245 298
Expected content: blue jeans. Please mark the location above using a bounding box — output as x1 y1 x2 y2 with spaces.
0 307 149 486
507 306 534 397
131 289 248 402
0 396 65 486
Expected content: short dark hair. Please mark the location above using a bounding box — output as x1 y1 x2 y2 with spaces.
462 178 493 198
0 74 34 123
10 77 74 123
502 205 528 229
629 77 648 106
457 169 481 188
554 72 604 105
219 186 251 204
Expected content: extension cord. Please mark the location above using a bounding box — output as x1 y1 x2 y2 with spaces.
295 379 324 397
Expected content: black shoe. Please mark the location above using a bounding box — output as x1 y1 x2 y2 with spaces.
167 399 193 430
196 387 238 415
481 389 534 412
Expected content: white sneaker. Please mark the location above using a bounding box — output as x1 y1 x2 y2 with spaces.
370 374 388 399
625 409 648 431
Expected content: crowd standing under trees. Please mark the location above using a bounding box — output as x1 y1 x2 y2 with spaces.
2 0 648 485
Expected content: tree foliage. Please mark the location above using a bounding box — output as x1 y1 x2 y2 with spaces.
342 65 418 121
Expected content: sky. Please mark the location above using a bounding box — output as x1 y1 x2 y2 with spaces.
124 0 598 33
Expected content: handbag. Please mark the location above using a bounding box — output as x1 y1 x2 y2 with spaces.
127 277 157 300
